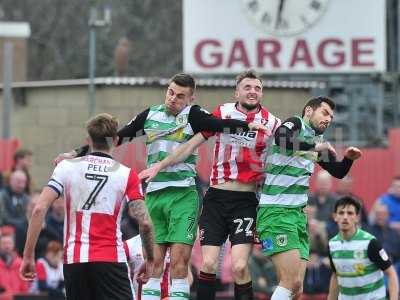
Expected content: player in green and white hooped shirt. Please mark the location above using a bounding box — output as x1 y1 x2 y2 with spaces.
328 196 399 300
55 73 261 300
257 97 362 300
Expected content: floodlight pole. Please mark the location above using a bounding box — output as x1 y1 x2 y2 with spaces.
88 6 97 118
88 2 111 117
2 42 13 139
1 22 30 139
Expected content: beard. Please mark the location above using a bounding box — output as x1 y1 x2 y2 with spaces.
310 121 326 135
240 102 259 111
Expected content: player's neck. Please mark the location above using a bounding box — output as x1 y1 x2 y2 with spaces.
91 148 113 156
340 227 357 241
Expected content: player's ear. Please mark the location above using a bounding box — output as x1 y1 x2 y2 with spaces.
304 106 313 117
112 136 119 147
86 135 93 150
355 213 361 225
333 212 338 222
234 89 239 99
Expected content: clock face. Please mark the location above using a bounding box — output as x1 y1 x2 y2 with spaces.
241 0 330 36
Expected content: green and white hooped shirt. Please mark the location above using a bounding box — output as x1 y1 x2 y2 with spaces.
259 116 323 208
144 104 197 193
329 228 390 300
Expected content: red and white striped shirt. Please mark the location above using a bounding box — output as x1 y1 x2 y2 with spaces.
48 152 143 264
124 236 170 300
204 103 280 186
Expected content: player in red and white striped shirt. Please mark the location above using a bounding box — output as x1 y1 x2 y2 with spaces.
21 113 155 300
140 70 280 300
206 102 279 186
124 236 171 300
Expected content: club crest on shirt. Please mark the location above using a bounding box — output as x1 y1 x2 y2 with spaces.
176 114 188 126
353 250 365 259
276 234 288 247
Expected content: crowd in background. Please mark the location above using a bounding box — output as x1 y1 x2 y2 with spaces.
1 149 400 300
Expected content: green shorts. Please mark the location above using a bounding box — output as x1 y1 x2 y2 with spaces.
256 205 309 260
145 186 199 245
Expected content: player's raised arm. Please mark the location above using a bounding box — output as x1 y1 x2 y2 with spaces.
53 108 149 165
317 146 362 179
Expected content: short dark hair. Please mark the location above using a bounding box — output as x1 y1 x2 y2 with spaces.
236 69 262 86
13 149 32 162
170 73 196 94
86 113 119 151
302 96 335 117
393 175 400 181
334 196 362 214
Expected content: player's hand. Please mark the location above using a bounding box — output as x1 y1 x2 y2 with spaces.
20 257 36 281
248 122 272 136
53 151 77 166
138 163 162 183
344 147 362 160
315 142 337 157
136 260 154 284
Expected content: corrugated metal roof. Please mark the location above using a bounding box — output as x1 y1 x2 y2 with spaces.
0 77 326 89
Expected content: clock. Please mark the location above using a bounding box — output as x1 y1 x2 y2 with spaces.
241 0 330 37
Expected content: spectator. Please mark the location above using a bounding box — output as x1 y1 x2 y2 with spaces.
0 233 29 298
308 170 336 223
301 251 331 300
306 206 329 256
24 193 58 258
368 203 400 263
0 170 29 226
45 196 64 242
12 149 34 194
378 176 400 232
336 175 369 227
249 244 278 299
0 170 29 254
31 241 65 299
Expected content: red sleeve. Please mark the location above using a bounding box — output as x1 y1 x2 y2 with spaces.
201 105 222 139
36 260 47 281
125 169 144 201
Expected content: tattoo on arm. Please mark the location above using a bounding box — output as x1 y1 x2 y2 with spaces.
129 201 155 261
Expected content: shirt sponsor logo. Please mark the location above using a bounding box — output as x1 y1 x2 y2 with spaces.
354 263 365 275
379 249 389 261
283 121 295 130
221 131 257 149
262 238 273 251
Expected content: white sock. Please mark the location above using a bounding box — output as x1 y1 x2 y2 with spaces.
141 277 161 300
271 286 292 300
169 278 190 300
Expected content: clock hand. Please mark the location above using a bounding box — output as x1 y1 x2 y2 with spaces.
275 0 286 29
